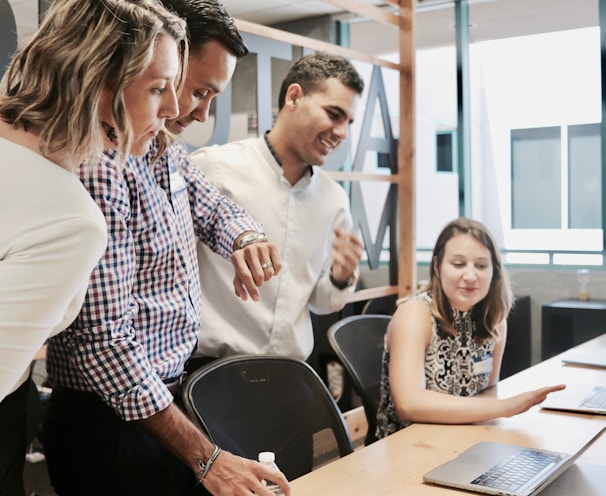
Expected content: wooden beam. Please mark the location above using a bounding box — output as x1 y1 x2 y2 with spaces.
325 171 399 183
235 19 399 71
343 285 399 304
342 406 368 447
322 0 399 26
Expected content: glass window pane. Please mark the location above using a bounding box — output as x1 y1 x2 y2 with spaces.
511 127 561 228
436 132 456 172
569 123 601 228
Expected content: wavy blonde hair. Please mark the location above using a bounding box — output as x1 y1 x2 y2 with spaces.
0 0 187 163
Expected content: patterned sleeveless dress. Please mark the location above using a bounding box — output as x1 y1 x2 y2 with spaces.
375 292 496 440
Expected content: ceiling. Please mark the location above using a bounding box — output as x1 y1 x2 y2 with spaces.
6 0 599 53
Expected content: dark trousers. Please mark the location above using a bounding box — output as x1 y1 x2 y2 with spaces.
0 377 32 496
42 387 210 496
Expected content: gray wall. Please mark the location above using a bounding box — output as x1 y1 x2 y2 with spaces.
507 267 606 364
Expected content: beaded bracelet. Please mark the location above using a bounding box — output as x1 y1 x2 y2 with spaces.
195 445 222 482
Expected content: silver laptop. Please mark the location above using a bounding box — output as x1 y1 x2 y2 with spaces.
540 384 606 415
423 427 605 496
561 348 606 368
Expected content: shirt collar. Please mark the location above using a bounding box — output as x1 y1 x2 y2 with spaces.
263 131 314 177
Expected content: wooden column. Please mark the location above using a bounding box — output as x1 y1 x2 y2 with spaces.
398 0 416 298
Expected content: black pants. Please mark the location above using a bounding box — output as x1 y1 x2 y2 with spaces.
0 377 32 496
42 387 210 496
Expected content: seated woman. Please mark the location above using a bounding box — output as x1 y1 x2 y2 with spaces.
375 217 565 440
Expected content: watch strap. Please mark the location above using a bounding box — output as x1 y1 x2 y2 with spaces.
237 231 268 250
330 269 356 290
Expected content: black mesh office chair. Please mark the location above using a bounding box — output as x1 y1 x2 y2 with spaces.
327 314 391 446
181 355 354 481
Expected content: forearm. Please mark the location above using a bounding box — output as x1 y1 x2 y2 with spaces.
136 403 292 495
308 264 357 314
397 390 514 425
184 156 261 259
396 383 563 425
136 402 214 473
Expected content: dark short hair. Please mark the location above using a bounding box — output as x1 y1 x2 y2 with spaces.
277 53 365 110
160 0 248 57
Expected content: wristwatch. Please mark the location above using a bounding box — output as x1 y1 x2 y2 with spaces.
237 231 268 250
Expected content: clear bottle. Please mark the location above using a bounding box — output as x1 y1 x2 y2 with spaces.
258 451 285 495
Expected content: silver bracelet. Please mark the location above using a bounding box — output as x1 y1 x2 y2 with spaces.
195 445 222 482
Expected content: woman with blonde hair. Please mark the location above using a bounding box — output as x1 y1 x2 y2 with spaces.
375 217 565 440
0 0 187 493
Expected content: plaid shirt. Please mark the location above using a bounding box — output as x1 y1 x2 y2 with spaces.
47 141 261 421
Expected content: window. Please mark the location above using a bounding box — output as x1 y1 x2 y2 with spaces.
511 124 601 230
436 131 456 172
568 123 601 229
508 123 602 260
511 127 561 229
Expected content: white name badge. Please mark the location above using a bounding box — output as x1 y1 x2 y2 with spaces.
169 165 186 194
473 354 493 376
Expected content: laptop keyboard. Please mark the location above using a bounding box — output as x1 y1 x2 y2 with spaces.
581 386 606 409
471 448 562 493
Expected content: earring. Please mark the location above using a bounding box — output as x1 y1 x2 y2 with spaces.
101 121 118 147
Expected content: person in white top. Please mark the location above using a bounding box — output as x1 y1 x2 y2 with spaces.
189 53 365 362
0 0 188 493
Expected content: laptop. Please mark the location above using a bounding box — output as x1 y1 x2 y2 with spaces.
540 384 606 415
561 348 606 368
422 427 605 496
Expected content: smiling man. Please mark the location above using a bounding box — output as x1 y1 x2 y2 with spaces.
188 53 365 365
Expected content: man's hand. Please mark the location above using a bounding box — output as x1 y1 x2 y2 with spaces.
232 241 282 301
137 404 290 496
201 449 291 496
330 228 363 286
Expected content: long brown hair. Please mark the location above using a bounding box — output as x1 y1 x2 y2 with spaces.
426 217 513 341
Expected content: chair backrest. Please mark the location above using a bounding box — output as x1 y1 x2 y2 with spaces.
181 355 354 481
361 294 398 315
327 314 391 445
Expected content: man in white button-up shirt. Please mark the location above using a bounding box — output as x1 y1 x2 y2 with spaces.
190 53 364 362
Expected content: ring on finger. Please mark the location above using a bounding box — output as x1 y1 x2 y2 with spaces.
261 262 273 269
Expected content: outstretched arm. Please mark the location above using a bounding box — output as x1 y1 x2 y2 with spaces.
387 300 565 425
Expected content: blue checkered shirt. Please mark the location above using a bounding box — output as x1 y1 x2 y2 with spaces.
46 141 261 421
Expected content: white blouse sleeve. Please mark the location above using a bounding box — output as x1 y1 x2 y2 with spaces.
0 170 107 400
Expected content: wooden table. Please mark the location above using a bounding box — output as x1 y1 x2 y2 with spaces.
290 334 606 495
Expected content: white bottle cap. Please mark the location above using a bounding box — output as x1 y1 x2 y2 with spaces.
258 451 276 463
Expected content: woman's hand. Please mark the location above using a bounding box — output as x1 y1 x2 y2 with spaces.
503 384 567 417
